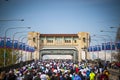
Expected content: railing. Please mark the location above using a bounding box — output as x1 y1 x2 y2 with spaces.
0 60 34 73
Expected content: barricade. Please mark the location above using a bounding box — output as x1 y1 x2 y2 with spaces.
0 60 34 73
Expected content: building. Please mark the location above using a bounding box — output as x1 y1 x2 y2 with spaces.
27 32 90 62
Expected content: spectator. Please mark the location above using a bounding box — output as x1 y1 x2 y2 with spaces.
89 70 95 80
34 73 41 80
40 72 47 80
6 70 17 80
0 71 6 80
74 72 82 80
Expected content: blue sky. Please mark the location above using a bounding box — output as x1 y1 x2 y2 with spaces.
0 0 120 43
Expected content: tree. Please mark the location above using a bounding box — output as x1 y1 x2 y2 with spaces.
0 48 17 67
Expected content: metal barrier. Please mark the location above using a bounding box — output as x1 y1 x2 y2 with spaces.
0 60 34 73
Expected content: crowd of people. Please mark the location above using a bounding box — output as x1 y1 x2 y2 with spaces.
0 59 111 80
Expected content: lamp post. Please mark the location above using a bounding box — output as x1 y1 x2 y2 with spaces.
12 31 31 64
16 35 27 63
0 19 24 21
110 24 120 29
100 29 118 62
3 27 30 67
100 30 116 33
110 26 120 41
91 39 100 59
20 37 27 62
24 40 29 61
100 34 113 62
93 35 107 61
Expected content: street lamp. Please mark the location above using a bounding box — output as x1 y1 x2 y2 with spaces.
92 35 107 61
100 30 116 33
3 27 30 67
110 26 120 41
16 35 27 63
90 39 100 59
110 27 117 29
100 27 120 62
110 24 120 29
99 34 113 62
20 37 27 62
12 31 31 64
0 19 24 21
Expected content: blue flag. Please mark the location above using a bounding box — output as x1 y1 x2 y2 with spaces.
106 42 111 50
29 46 32 52
111 42 115 50
6 38 12 48
13 40 18 49
97 45 101 51
26 45 29 51
93 46 97 51
22 43 26 51
31 47 35 52
116 41 120 49
102 43 106 50
19 42 23 50
29 46 35 52
0 37 4 48
102 43 104 50
87 47 91 52
89 46 93 52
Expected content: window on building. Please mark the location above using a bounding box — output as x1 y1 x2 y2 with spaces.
73 37 78 43
47 40 53 43
64 37 71 43
33 37 36 42
74 40 77 43
40 37 45 43
46 37 53 43
83 37 86 43
65 40 71 43
41 40 44 43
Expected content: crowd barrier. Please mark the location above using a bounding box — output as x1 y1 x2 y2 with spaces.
0 60 34 73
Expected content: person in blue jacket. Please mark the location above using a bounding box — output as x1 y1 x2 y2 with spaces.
74 72 82 80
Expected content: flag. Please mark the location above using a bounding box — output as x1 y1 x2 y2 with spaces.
116 41 120 49
89 46 93 52
0 37 4 48
29 46 35 52
93 46 97 51
22 43 25 51
102 43 106 50
106 42 111 50
6 38 12 48
19 42 23 50
87 47 90 52
29 46 31 52
31 47 35 52
13 40 18 49
87 46 93 52
111 42 115 50
26 45 29 51
97 45 101 51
